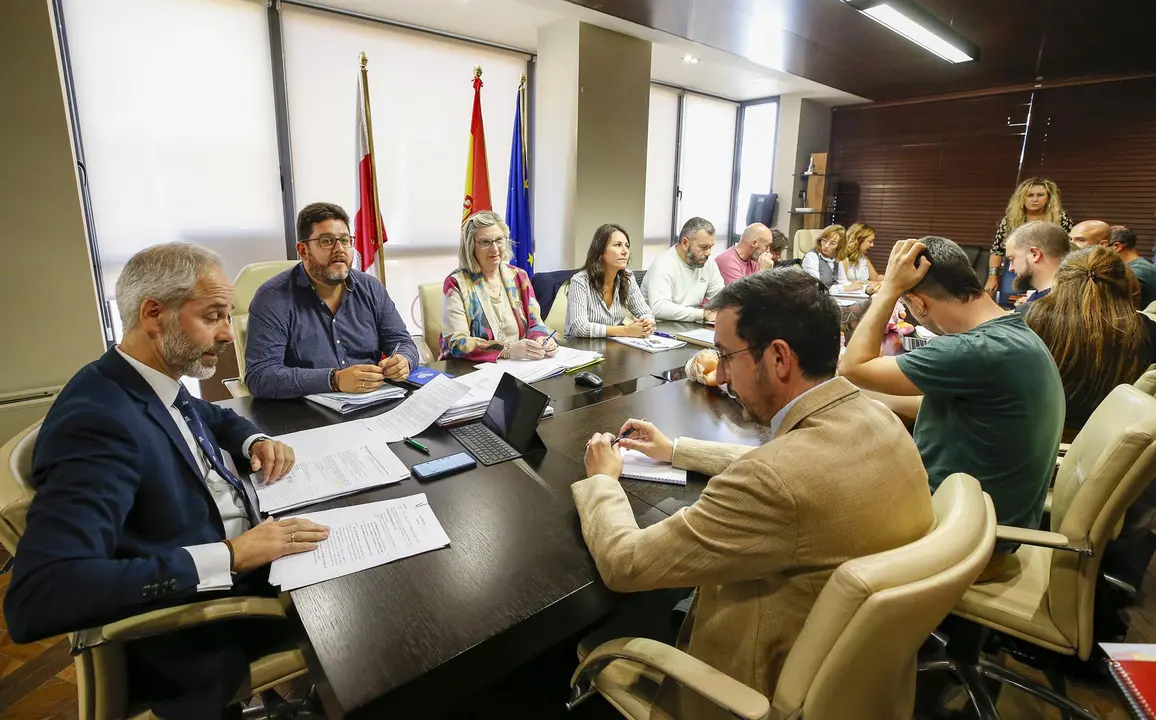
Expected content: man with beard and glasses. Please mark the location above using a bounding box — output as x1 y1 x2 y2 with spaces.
840 237 1064 580
1004 220 1071 314
6 243 328 719
574 269 932 719
640 216 725 322
244 201 419 399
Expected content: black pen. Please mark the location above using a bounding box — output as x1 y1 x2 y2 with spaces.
611 418 647 447
402 437 430 455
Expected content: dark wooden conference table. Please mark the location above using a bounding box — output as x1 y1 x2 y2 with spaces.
217 321 768 718
219 320 909 718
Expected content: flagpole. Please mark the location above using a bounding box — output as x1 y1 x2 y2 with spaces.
519 74 528 188
360 52 387 286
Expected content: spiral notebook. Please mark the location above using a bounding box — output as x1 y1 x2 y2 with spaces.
1103 643 1156 718
621 449 687 486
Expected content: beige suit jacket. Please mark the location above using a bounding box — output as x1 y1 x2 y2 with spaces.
572 377 934 719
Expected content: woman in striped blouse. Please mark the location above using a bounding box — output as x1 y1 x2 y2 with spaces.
566 224 656 338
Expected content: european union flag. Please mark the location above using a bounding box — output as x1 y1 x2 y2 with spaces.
505 78 533 276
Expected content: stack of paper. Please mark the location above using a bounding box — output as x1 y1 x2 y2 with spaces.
305 384 406 414
268 493 451 591
254 423 409 514
620 448 688 486
610 336 687 353
477 346 603 383
675 328 716 348
434 368 554 426
256 376 470 513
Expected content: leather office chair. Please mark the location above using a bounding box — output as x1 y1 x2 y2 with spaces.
418 282 443 360
0 421 318 720
224 260 298 399
792 229 819 260
544 280 569 334
569 473 996 720
922 384 1156 719
1134 363 1156 396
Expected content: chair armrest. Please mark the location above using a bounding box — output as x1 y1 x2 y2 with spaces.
222 378 250 399
571 637 770 720
1057 443 1071 457
72 596 287 653
996 525 1092 556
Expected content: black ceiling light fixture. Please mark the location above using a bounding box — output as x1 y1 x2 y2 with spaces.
842 0 979 63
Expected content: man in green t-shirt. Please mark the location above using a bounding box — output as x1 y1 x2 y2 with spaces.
840 237 1065 558
1107 226 1156 309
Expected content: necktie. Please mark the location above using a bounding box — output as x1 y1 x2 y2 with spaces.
174 387 261 526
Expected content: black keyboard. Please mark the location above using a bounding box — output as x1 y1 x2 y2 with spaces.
449 423 521 466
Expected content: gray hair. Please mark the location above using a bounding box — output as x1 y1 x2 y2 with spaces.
115 242 224 332
678 217 715 243
460 210 512 274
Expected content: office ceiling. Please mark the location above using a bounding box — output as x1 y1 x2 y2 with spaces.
559 0 1156 101
301 0 864 102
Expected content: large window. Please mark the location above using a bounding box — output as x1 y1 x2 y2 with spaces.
642 87 776 262
734 101 779 238
282 5 529 330
61 0 285 333
642 86 679 265
677 94 738 252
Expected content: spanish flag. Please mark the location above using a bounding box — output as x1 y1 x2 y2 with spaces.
462 66 492 223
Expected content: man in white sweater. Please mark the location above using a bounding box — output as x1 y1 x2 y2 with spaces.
641 217 726 323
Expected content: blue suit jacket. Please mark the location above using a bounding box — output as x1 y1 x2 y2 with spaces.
5 348 262 643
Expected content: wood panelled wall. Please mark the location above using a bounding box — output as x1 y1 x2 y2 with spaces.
830 77 1156 269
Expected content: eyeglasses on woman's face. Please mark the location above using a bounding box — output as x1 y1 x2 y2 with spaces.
476 236 508 251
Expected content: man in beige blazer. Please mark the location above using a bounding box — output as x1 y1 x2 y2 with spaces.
574 268 935 719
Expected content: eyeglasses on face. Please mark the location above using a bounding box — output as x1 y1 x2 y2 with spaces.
717 346 753 370
477 236 509 251
304 234 354 249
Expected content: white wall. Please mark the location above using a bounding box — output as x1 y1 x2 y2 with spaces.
531 21 580 272
0 0 106 442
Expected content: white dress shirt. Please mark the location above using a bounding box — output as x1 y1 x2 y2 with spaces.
116 348 263 592
769 378 838 437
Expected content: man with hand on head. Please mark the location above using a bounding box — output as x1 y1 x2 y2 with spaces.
245 201 419 399
714 222 777 285
573 269 932 719
641 216 725 323
839 237 1063 579
5 243 328 719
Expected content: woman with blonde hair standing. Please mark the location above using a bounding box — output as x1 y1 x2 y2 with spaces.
986 177 1073 297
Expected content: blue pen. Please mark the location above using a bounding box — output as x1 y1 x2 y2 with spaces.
654 331 676 339
544 329 558 344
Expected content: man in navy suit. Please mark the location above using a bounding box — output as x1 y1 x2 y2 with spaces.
5 243 329 719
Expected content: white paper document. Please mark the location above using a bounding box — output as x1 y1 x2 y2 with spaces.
254 422 409 514
304 384 406 414
268 493 450 591
368 374 469 441
620 448 688 486
476 346 603 383
610 336 687 353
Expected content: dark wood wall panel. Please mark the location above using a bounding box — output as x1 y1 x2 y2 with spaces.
1020 78 1156 258
831 93 1030 269
830 78 1156 267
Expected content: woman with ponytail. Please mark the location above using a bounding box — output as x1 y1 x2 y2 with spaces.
1024 246 1156 431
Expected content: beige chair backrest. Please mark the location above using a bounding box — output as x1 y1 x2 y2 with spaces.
544 281 569 334
232 261 298 380
419 282 444 360
0 422 41 555
1133 364 1156 396
793 229 820 259
1047 385 1156 658
772 474 995 720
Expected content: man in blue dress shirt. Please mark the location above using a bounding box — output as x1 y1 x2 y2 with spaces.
245 202 420 399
